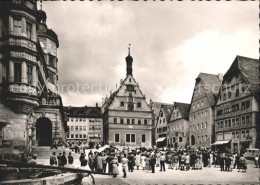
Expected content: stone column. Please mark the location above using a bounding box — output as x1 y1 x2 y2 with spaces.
8 60 14 82
21 17 26 36
31 23 36 42
8 15 13 33
21 61 27 83
32 65 37 86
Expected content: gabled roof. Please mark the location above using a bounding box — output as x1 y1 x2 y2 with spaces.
161 104 174 122
174 102 190 119
195 73 222 106
152 102 173 120
223 56 259 99
64 106 102 118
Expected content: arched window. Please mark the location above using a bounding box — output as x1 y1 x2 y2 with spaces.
179 137 183 142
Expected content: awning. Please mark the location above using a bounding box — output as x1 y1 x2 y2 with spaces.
156 137 166 143
211 140 230 145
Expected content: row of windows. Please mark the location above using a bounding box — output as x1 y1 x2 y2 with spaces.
216 115 250 129
157 126 167 133
68 134 87 139
113 118 148 125
169 123 183 132
219 84 248 101
69 125 101 131
159 118 166 124
120 101 142 108
196 135 209 143
169 136 183 143
190 110 208 121
216 100 250 116
70 118 87 122
192 100 204 110
114 134 146 143
190 122 208 131
68 134 102 139
231 130 249 139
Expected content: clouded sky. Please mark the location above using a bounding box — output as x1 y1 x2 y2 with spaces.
41 1 258 107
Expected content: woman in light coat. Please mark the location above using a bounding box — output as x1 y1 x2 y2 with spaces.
135 153 141 170
111 157 119 178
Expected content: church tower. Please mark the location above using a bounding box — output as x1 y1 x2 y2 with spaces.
125 44 133 76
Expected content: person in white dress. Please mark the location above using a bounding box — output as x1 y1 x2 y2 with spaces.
141 154 146 170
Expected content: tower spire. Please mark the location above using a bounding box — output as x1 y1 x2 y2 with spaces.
40 0 43 10
125 44 133 76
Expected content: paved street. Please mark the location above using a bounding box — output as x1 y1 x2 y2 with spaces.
92 161 260 185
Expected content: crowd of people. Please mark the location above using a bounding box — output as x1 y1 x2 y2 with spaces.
46 146 258 179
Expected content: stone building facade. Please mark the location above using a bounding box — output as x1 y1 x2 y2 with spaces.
214 56 259 153
189 73 222 148
0 0 67 156
64 105 103 147
168 102 190 148
102 48 153 148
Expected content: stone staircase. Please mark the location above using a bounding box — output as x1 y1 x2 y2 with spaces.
32 146 80 166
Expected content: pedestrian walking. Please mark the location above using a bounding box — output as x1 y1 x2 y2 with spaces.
96 153 103 172
111 157 119 178
135 153 141 170
88 154 94 171
156 152 160 167
50 152 57 166
121 154 128 178
61 152 67 167
160 153 166 171
141 154 146 170
68 152 74 165
254 155 259 168
150 154 156 173
80 153 87 167
102 153 107 173
57 153 62 166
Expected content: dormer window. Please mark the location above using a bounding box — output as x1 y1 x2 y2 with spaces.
137 102 141 108
129 78 131 82
120 101 124 107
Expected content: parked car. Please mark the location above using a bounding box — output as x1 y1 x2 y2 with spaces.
244 148 260 159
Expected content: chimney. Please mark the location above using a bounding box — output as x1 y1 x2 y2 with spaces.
218 73 223 82
96 102 98 107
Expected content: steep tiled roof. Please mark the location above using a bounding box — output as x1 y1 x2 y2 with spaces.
64 106 102 118
223 56 259 101
237 56 259 98
198 73 222 106
152 102 173 120
162 104 174 122
174 102 190 119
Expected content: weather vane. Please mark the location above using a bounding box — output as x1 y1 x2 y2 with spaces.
128 44 131 55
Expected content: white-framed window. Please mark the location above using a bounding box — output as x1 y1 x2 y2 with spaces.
115 134 120 143
125 134 135 143
70 126 74 131
13 18 21 34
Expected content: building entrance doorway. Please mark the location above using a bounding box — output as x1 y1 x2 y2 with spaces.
36 117 52 146
191 135 195 145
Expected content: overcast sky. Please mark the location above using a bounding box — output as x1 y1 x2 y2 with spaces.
41 1 258 107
